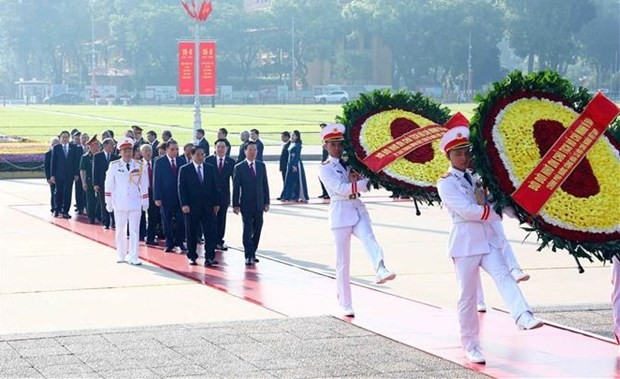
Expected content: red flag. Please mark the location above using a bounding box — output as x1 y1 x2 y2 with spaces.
198 1 213 21
181 1 197 19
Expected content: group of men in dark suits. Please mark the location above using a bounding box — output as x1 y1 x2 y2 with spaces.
44 126 271 269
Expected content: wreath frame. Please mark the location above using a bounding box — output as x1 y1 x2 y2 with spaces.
337 89 451 205
469 70 620 264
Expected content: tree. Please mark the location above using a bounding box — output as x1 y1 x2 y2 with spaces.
343 0 505 91
267 0 346 89
503 0 595 74
578 0 620 91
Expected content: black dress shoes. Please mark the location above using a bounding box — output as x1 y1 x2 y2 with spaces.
252 257 260 263
145 240 157 246
180 245 188 253
103 225 110 230
164 247 174 253
53 212 60 217
205 259 218 267
62 213 71 219
189 260 198 266
216 244 228 251
245 258 253 266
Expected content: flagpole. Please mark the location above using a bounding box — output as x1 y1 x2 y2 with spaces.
193 20 201 132
180 0 212 133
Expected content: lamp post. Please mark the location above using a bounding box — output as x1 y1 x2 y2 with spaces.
180 0 212 133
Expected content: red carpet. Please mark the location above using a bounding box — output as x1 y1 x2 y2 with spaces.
16 204 620 378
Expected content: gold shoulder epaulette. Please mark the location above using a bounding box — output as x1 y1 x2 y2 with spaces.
440 172 452 179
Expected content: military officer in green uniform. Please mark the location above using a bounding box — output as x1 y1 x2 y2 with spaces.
80 135 101 224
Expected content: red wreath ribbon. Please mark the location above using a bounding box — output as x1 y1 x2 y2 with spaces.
361 125 446 173
512 92 620 214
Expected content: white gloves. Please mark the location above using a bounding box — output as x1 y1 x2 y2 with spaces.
503 206 517 219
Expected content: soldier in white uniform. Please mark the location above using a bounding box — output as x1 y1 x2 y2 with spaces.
105 137 149 265
436 113 543 364
476 189 531 312
318 123 395 317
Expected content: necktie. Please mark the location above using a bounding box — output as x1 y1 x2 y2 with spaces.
218 158 223 174
197 165 203 184
126 163 130 171
147 162 152 188
106 153 110 163
339 159 348 170
463 172 473 186
249 162 256 177
63 145 68 157
171 158 177 176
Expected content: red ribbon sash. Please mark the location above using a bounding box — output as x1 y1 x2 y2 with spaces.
512 92 619 215
361 125 446 173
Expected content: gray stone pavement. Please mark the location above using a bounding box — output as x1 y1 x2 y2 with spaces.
534 304 614 341
0 316 488 379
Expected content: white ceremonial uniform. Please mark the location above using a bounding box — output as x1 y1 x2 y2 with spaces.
437 166 532 351
476 208 524 307
612 256 620 343
318 157 386 309
104 158 149 264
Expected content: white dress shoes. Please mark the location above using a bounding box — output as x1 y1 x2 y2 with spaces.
342 306 355 317
511 268 531 283
129 260 142 266
376 267 396 284
465 347 486 364
517 312 544 330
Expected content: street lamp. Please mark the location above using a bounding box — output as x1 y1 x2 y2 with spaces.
180 0 213 132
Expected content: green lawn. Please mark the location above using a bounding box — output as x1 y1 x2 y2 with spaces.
0 103 477 146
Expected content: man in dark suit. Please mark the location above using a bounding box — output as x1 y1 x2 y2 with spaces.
216 128 232 157
147 130 159 156
153 140 187 253
94 138 118 229
195 128 210 156
250 128 264 161
206 139 235 251
279 131 291 183
71 131 86 215
50 130 80 218
232 141 270 266
44 137 60 213
178 146 220 266
139 144 159 245
236 130 249 163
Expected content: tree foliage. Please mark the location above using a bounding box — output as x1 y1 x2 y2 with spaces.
0 0 617 95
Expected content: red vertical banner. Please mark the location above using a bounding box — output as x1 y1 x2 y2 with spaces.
178 41 195 95
199 41 216 96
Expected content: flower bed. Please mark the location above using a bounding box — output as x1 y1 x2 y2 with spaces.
0 136 47 172
339 90 450 204
470 70 620 264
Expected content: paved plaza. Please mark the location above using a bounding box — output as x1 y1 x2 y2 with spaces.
0 161 616 378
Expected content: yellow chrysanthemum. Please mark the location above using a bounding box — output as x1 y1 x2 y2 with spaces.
360 109 449 187
494 98 620 233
